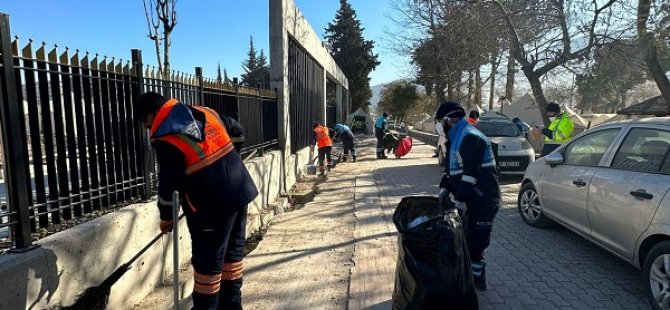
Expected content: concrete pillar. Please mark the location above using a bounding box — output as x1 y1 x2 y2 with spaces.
336 83 343 124
269 0 290 192
321 73 327 125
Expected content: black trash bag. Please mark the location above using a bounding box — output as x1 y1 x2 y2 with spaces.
392 196 479 310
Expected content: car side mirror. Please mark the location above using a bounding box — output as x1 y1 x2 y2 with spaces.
545 153 564 167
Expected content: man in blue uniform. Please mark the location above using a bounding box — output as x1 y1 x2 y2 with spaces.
333 123 356 162
375 112 389 159
436 101 501 291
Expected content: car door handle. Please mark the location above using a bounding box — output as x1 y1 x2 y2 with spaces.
572 179 586 187
630 190 653 200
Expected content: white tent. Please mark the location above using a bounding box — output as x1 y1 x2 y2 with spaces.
346 107 374 134
503 93 588 129
502 94 589 152
589 114 617 127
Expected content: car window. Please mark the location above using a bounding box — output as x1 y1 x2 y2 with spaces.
563 128 620 167
611 128 670 174
477 118 520 137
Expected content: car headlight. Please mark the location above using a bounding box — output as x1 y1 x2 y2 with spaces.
521 140 532 149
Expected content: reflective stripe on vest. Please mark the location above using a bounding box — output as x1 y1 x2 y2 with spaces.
151 100 234 175
314 125 332 148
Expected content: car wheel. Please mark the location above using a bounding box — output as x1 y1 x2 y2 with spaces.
644 241 670 310
517 183 551 228
438 146 446 166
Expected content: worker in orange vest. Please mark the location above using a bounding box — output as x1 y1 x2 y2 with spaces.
134 92 258 310
311 121 333 176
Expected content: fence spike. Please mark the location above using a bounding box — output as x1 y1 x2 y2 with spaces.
35 41 48 62
115 58 123 74
81 51 89 69
11 35 19 56
21 38 33 58
70 49 80 67
99 55 107 72
47 44 59 64
108 57 115 73
123 60 131 75
90 53 99 70
59 47 69 65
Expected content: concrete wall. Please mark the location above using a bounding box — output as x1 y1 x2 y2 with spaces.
409 129 440 148
270 0 348 187
0 149 308 309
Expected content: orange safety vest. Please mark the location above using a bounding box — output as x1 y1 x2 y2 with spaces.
150 99 234 175
314 125 333 148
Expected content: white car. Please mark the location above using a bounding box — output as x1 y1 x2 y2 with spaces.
437 112 535 175
518 117 670 309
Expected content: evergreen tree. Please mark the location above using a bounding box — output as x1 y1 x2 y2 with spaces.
257 49 271 88
241 36 258 86
325 0 380 112
217 63 223 84
224 68 231 84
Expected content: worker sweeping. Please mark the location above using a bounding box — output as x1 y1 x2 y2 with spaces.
135 92 258 310
332 123 356 162
311 121 333 176
375 112 389 159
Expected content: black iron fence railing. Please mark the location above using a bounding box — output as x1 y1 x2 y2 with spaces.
288 38 324 153
0 13 278 251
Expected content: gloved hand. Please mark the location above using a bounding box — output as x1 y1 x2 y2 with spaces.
455 181 475 203
438 188 450 206
450 193 467 212
439 174 457 193
160 220 174 233
541 128 553 139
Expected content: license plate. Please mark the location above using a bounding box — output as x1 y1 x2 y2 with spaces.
500 161 520 167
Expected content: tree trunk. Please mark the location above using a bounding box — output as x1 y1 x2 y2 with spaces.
505 47 516 100
467 70 475 109
447 74 454 100
489 58 498 111
436 79 446 103
525 68 551 126
638 0 670 114
163 32 171 80
475 67 482 107
642 38 670 113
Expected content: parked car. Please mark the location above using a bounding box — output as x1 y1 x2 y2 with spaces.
437 112 535 175
517 117 670 310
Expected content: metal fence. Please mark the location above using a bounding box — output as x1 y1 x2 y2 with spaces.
0 13 278 251
288 38 324 152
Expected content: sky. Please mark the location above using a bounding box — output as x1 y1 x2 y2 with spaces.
0 0 409 86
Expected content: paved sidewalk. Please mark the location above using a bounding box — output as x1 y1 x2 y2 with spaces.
148 135 651 309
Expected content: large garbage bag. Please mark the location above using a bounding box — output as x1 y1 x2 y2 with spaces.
392 196 478 310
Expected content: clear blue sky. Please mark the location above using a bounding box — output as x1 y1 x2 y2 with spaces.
0 0 408 86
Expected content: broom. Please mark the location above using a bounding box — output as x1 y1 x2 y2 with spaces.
62 206 185 309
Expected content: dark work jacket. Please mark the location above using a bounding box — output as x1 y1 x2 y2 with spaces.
152 105 258 230
439 124 501 214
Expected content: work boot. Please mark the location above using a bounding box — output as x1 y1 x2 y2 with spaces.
472 261 487 291
352 155 357 162
342 155 348 162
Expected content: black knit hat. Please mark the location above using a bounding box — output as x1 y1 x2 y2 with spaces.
134 92 167 122
546 102 561 113
435 101 466 121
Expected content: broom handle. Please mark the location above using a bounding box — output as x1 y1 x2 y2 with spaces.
123 209 185 273
173 191 180 310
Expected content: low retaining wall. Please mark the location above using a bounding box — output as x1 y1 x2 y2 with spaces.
409 128 440 148
0 148 310 309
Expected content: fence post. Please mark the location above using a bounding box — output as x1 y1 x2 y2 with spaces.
132 49 152 201
258 85 264 157
195 67 203 106
0 13 33 249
